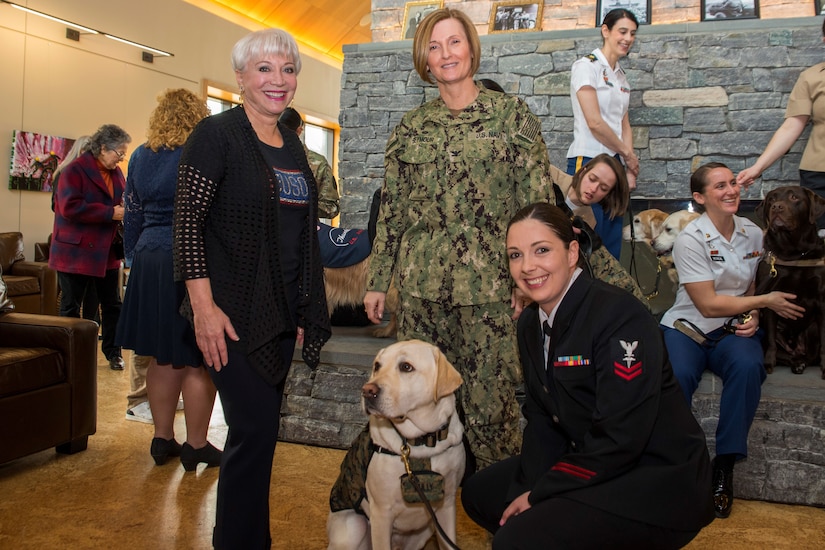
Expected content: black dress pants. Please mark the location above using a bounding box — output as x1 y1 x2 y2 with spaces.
209 340 294 550
461 456 700 550
58 269 121 360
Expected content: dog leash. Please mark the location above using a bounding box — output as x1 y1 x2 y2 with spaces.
399 444 462 550
625 202 662 299
674 312 752 346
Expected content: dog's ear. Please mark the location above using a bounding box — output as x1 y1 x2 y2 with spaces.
804 188 825 225
432 346 462 401
650 214 667 239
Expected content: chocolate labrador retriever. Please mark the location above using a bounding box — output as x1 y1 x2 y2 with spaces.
755 186 825 378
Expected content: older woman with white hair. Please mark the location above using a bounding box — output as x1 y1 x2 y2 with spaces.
50 124 131 370
173 28 330 549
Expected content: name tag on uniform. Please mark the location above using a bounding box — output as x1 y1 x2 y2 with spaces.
710 250 725 262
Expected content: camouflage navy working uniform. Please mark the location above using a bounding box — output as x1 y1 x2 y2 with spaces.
366 83 644 471
305 147 340 219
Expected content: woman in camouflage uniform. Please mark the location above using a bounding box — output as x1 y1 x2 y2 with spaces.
362 7 645 475
363 8 553 471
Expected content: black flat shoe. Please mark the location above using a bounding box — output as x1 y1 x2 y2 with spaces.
712 465 734 518
109 356 125 370
181 442 222 472
150 437 182 466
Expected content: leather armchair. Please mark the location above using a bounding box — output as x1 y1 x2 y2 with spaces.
0 312 98 464
0 232 58 316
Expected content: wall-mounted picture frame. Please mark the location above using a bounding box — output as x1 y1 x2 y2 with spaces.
401 1 443 40
596 0 651 26
489 2 543 34
9 130 75 192
701 0 760 20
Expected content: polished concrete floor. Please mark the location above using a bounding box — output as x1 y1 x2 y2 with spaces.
1 350 824 549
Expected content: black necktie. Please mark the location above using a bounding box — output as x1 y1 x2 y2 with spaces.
543 320 552 371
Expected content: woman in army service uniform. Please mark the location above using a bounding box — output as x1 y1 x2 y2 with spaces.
362 7 644 473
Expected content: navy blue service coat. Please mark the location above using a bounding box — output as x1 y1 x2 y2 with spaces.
514 274 715 532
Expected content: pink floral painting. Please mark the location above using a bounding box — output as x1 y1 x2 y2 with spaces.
9 130 74 192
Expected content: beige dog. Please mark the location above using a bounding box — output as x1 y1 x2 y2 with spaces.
324 257 371 317
650 210 701 285
651 210 701 256
327 340 465 550
324 257 398 338
622 208 668 244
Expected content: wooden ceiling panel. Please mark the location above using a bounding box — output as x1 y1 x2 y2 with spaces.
211 0 372 62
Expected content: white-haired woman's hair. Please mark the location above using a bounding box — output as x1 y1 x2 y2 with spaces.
53 135 91 180
231 28 302 74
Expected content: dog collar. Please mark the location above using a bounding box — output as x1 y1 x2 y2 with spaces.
369 419 454 458
763 250 825 277
372 421 452 456
405 423 450 448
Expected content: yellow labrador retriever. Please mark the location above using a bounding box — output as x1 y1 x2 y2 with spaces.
651 210 701 285
622 208 668 244
651 210 700 256
327 340 465 550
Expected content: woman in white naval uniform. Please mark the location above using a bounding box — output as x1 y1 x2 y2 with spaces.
566 8 639 259
659 162 804 519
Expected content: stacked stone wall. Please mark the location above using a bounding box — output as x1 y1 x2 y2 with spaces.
338 17 821 228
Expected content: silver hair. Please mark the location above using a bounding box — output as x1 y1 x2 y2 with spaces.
88 124 131 157
231 28 302 74
53 135 91 179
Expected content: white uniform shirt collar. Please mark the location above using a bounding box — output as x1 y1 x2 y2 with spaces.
694 212 749 245
540 267 583 367
592 48 619 74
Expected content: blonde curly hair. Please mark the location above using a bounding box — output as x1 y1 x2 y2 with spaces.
146 88 209 151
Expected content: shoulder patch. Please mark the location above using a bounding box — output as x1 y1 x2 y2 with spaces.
517 114 542 144
586 54 598 62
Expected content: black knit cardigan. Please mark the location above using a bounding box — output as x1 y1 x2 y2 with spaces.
173 106 331 386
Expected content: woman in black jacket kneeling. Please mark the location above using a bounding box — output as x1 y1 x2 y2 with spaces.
461 202 714 549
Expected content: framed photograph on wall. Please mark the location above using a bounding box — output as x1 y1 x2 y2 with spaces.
401 1 443 40
8 130 75 192
489 2 543 34
596 0 651 26
701 0 760 20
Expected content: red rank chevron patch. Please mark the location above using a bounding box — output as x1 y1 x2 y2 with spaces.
551 461 597 480
613 361 642 381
